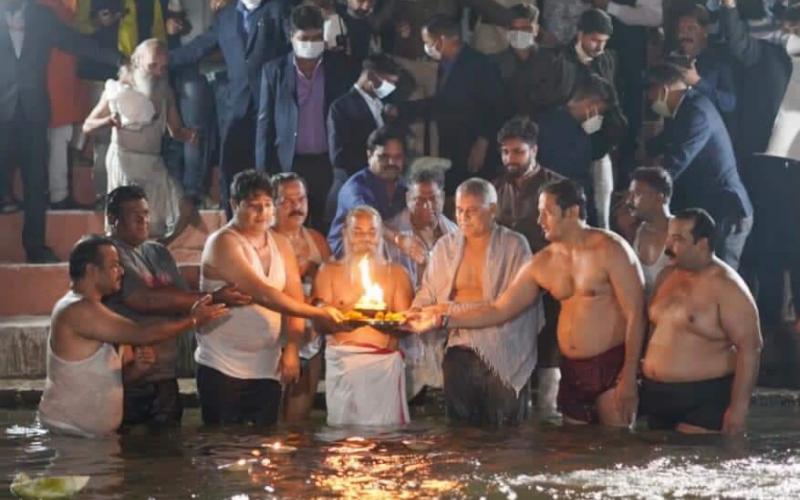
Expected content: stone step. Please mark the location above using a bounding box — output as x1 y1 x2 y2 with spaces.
0 316 200 379
0 262 200 317
0 209 225 263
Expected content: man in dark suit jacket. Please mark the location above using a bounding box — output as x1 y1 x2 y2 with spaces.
0 0 121 263
169 0 293 216
256 4 358 230
646 63 753 270
328 53 403 176
399 14 505 194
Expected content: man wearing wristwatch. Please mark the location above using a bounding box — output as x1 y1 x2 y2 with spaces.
409 179 645 428
411 178 543 427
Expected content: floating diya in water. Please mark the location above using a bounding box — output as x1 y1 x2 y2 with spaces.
263 441 297 454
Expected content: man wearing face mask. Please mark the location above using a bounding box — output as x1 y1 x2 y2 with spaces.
328 54 403 219
532 8 627 229
257 4 358 231
535 75 618 226
168 0 294 219
400 15 505 193
493 4 547 118
718 1 800 329
645 63 753 270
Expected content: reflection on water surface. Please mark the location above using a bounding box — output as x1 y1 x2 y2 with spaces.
2 408 800 499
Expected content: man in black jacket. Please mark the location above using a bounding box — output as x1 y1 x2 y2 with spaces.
400 15 505 193
0 0 122 263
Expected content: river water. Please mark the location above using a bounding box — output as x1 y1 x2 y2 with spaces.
3 405 800 499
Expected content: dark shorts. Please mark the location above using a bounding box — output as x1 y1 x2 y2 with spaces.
443 346 530 427
123 378 183 427
639 375 733 431
196 364 282 426
558 344 625 423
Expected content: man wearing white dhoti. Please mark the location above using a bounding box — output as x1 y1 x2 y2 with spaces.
313 206 413 426
82 38 197 241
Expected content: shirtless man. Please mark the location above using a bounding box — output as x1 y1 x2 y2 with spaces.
196 170 342 426
627 167 673 296
38 235 226 437
413 178 542 427
272 172 332 421
314 206 413 426
641 208 762 435
409 179 645 426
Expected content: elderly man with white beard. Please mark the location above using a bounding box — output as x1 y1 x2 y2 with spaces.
83 38 198 242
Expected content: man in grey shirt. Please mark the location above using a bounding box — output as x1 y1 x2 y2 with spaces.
104 185 250 426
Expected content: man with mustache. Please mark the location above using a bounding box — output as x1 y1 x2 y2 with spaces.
328 126 409 257
408 179 645 428
272 172 331 421
640 208 762 435
672 5 737 118
39 234 227 437
626 167 673 297
83 38 198 242
314 206 413 426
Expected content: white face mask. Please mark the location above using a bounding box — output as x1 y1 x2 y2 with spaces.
507 30 535 50
293 40 325 59
374 79 396 99
424 42 442 61
581 112 604 135
239 0 262 11
651 87 673 118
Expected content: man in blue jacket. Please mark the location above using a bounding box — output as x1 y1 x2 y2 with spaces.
645 63 752 270
256 4 358 230
168 0 294 217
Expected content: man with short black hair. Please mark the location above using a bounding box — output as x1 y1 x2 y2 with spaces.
104 185 251 427
409 179 646 428
536 74 619 226
626 167 673 296
257 3 358 230
493 3 545 117
38 234 226 437
645 63 753 269
197 169 343 426
400 14 505 192
641 208 762 435
493 116 564 418
327 126 409 256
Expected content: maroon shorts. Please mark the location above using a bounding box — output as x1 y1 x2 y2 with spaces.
557 344 626 423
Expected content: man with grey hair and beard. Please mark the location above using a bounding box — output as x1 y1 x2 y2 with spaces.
83 38 198 243
313 205 413 426
412 178 543 427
